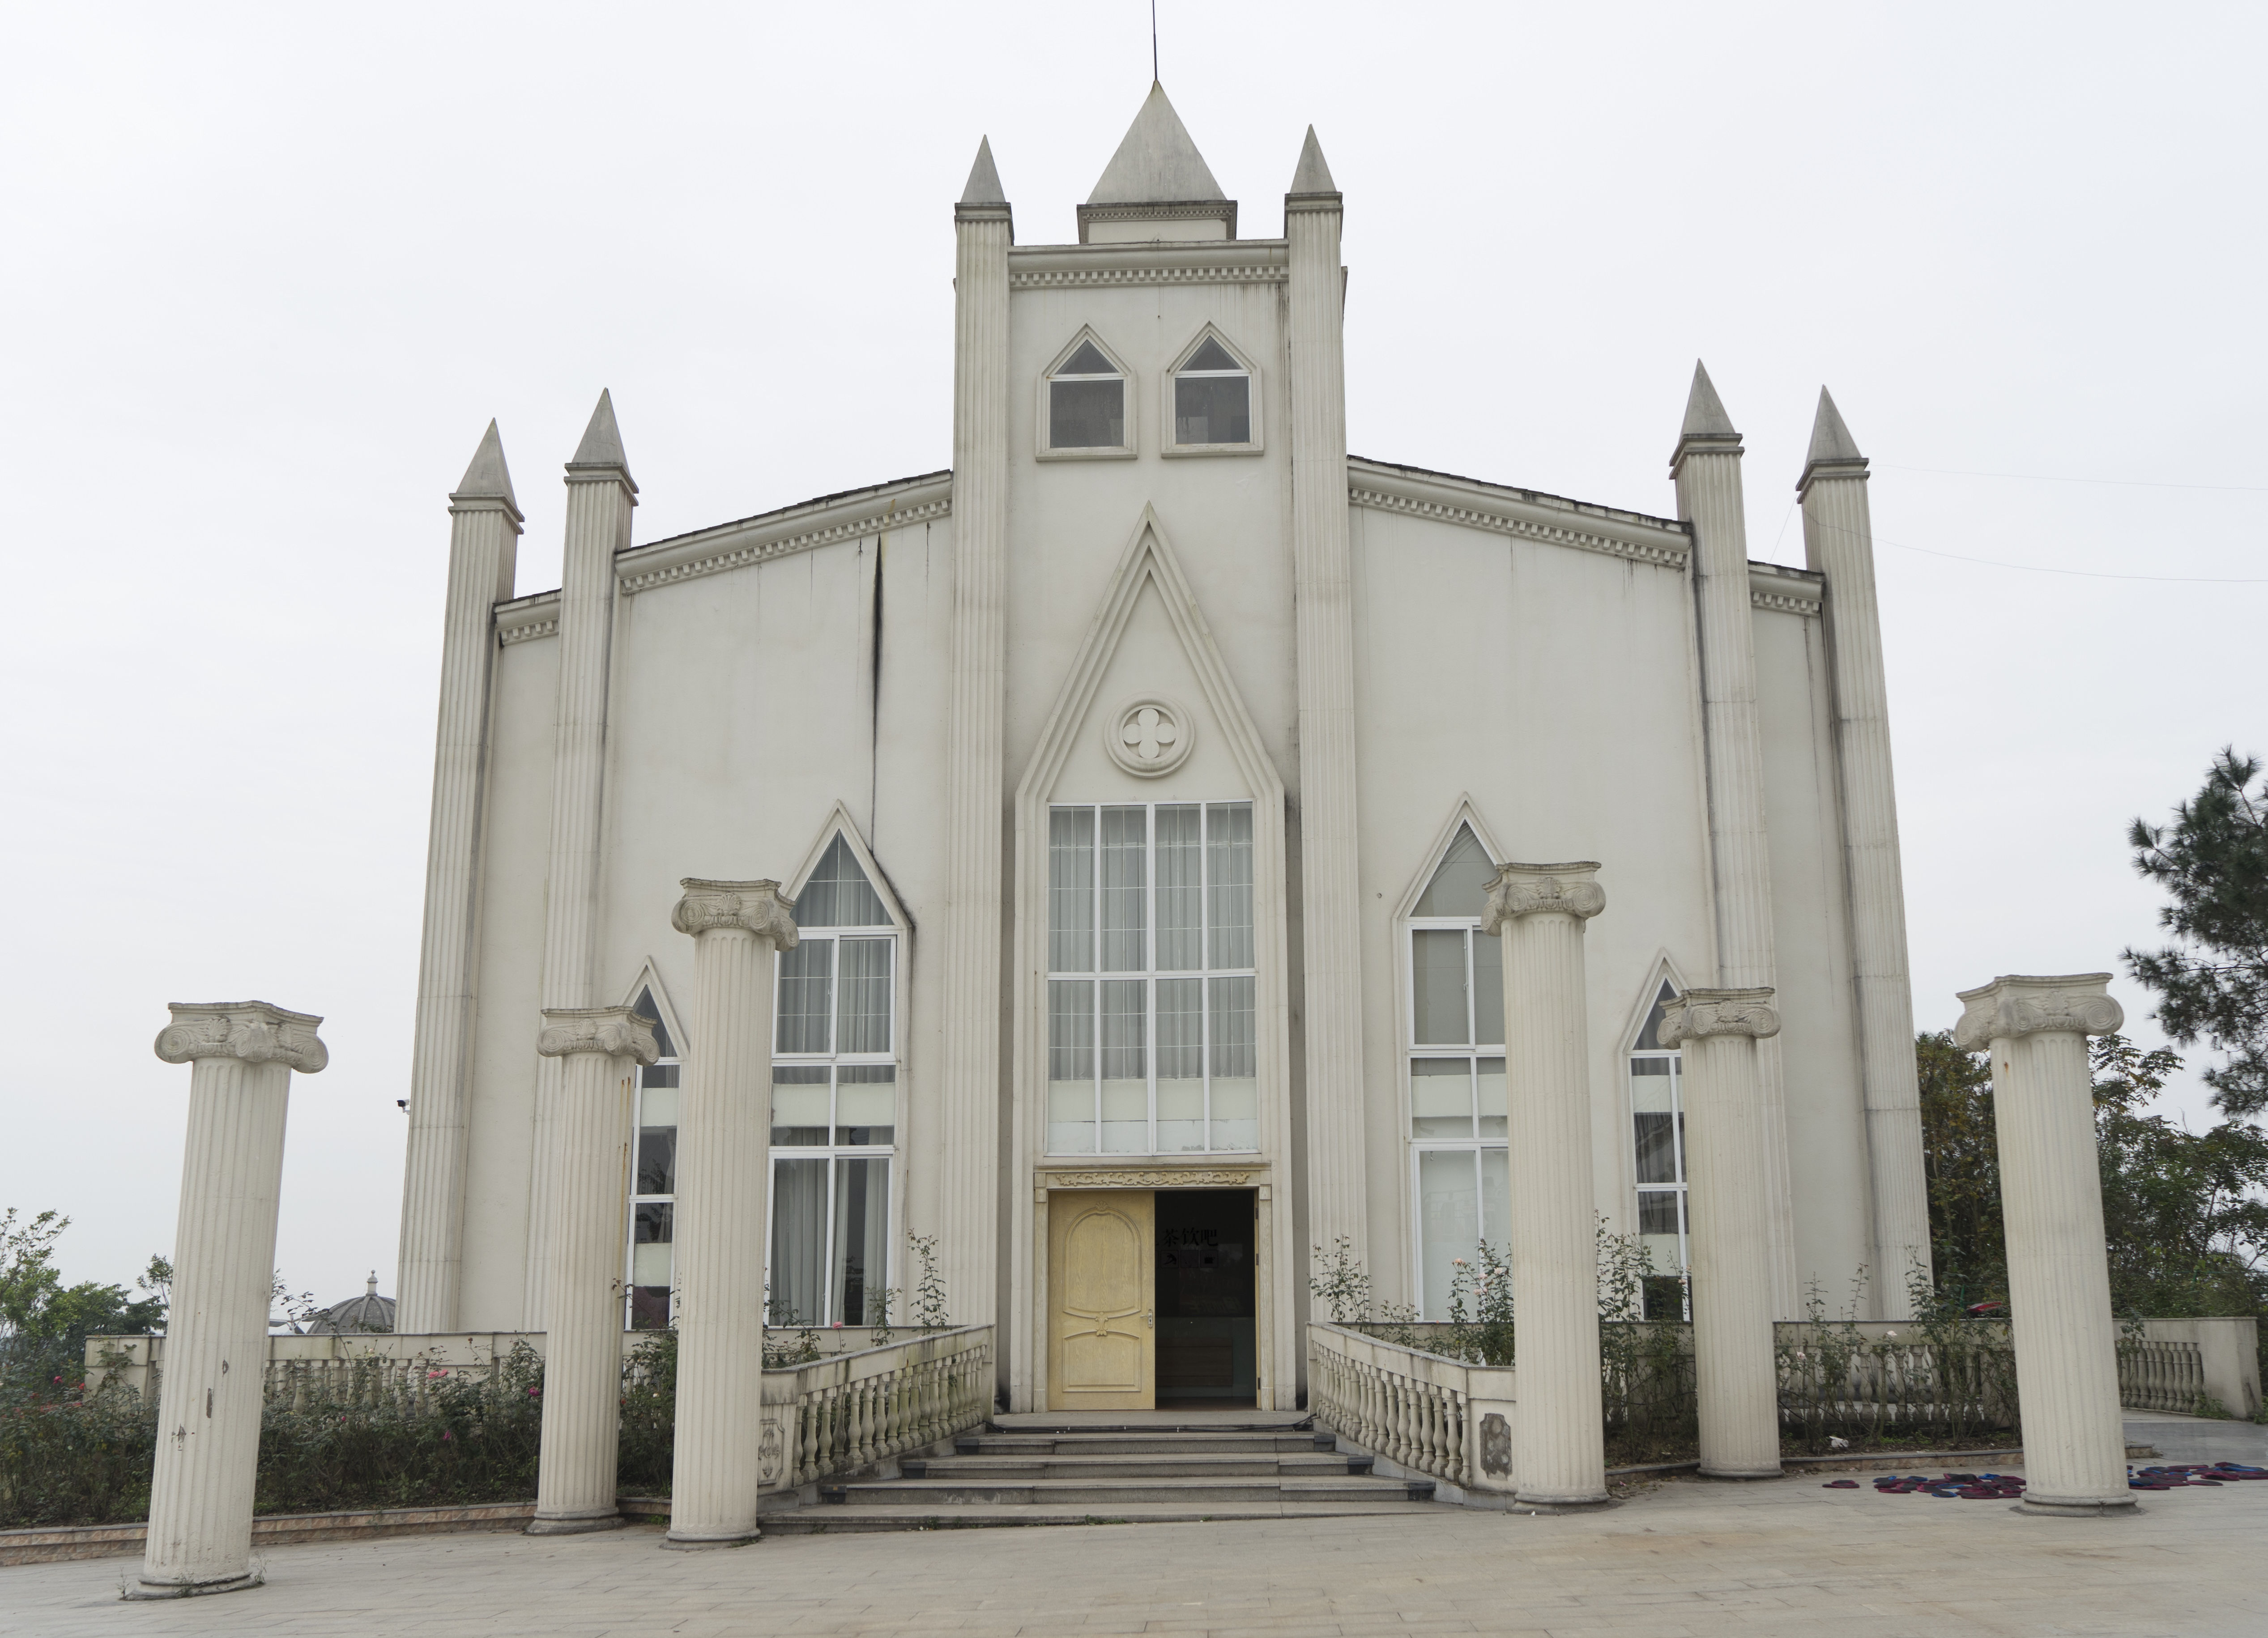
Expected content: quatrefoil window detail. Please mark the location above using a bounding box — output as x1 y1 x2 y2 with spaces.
1104 696 1194 778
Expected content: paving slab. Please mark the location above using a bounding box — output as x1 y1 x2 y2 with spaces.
5 1464 2266 1636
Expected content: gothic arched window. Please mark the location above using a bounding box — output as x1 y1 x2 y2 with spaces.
1169 332 1253 449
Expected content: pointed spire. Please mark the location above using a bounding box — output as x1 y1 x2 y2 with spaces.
1806 387 1864 465
1681 361 1738 439
452 418 519 512
1088 82 1225 204
568 388 634 485
1289 126 1338 196
959 136 1007 207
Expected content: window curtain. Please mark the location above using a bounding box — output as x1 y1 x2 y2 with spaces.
770 1158 828 1325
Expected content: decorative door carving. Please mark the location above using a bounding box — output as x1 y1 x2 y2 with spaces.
1047 1191 1154 1411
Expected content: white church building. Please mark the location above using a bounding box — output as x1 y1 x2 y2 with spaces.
390 84 1931 1416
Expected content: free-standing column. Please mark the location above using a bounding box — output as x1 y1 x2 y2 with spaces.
935 140 1010 1324
1800 391 1932 1310
665 879 797 1550
1660 987 1783 1479
1672 364 1799 1319
398 421 522 1335
132 1003 328 1601
1484 862 1608 1507
1286 128 1369 1264
524 392 637 1331
527 1006 656 1534
1953 974 2132 1515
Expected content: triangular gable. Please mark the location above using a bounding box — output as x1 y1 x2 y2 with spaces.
1616 951 1696 1052
1390 795 1510 922
1013 506 1283 813
619 959 689 1059
782 801 912 934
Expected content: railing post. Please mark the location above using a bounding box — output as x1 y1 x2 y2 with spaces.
1954 974 2133 1515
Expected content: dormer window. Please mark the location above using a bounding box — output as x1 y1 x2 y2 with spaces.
1048 338 1129 452
1167 332 1259 454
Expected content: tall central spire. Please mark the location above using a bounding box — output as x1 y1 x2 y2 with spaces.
1078 83 1236 243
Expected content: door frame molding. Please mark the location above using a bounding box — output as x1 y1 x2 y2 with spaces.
1029 1163 1281 1413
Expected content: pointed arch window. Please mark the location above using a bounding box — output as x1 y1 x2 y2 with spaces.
1170 333 1253 449
625 986 681 1329
1629 978 1690 1320
1406 823 1508 1321
1047 336 1130 453
770 832 899 1328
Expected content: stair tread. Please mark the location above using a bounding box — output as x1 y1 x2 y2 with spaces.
767 1501 1452 1532
922 1454 1358 1469
835 1476 1421 1494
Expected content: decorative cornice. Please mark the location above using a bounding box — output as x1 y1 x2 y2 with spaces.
1037 1166 1263 1190
1953 974 2123 1051
614 476 952 596
670 878 799 949
1075 198 1238 244
1749 565 1825 617
1008 240 1287 291
1482 862 1607 932
1010 263 1287 289
155 1002 328 1074
536 1006 661 1064
495 594 558 647
1347 463 1691 571
1658 987 1782 1047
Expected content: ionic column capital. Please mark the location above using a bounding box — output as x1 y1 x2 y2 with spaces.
670 879 799 949
1658 987 1781 1047
537 1006 660 1064
1482 862 1606 933
154 1002 328 1074
1953 973 2123 1051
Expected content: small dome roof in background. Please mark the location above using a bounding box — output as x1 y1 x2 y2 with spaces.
306 1272 396 1335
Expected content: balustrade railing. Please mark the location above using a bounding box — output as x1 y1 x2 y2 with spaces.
2117 1336 2207 1414
1307 1323 1513 1495
767 1326 994 1489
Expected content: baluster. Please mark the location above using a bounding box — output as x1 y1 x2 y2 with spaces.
797 1393 818 1486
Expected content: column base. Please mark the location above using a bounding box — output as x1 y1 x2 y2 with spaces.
1512 1493 1615 1514
124 1570 262 1600
2013 1495 2140 1518
661 1529 762 1551
524 1511 628 1536
1699 1465 1784 1481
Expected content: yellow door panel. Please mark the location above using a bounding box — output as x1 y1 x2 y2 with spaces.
1047 1191 1154 1411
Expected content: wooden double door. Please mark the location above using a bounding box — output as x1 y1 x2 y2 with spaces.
1046 1189 1256 1411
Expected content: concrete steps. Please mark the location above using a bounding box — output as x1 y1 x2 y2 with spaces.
804 1417 1445 1531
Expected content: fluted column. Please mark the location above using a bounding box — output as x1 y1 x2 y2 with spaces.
665 880 797 1549
524 392 636 1331
1661 988 1783 1479
1286 128 1367 1266
936 142 1010 1325
1672 363 1798 1319
1801 391 1931 1311
132 1004 328 1600
527 1006 656 1534
1484 863 1607 1507
1953 974 2132 1515
398 421 522 1335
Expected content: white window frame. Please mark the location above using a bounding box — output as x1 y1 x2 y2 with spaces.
1405 921 1508 1322
1160 324 1264 457
1035 328 1137 461
1626 973 1691 1321
624 987 685 1331
1044 800 1260 1157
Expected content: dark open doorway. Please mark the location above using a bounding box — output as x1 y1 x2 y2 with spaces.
1154 1188 1257 1407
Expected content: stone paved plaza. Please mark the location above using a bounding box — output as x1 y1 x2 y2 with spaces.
9 1446 2267 1638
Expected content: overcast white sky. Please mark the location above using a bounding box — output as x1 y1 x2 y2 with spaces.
4 3 2262 1306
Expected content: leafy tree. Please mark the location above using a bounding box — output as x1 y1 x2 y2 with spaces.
0 1210 166 1348
1918 1030 2004 1301
2127 749 2268 1117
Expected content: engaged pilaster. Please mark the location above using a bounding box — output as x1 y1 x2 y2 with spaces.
1953 974 2132 1515
1484 862 1609 1507
1660 988 1783 1479
527 1006 657 1535
132 1003 328 1601
524 392 637 1331
935 141 1012 1326
398 421 523 1335
1801 393 1931 1307
1285 128 1369 1266
1671 365 1798 1317
665 879 797 1550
